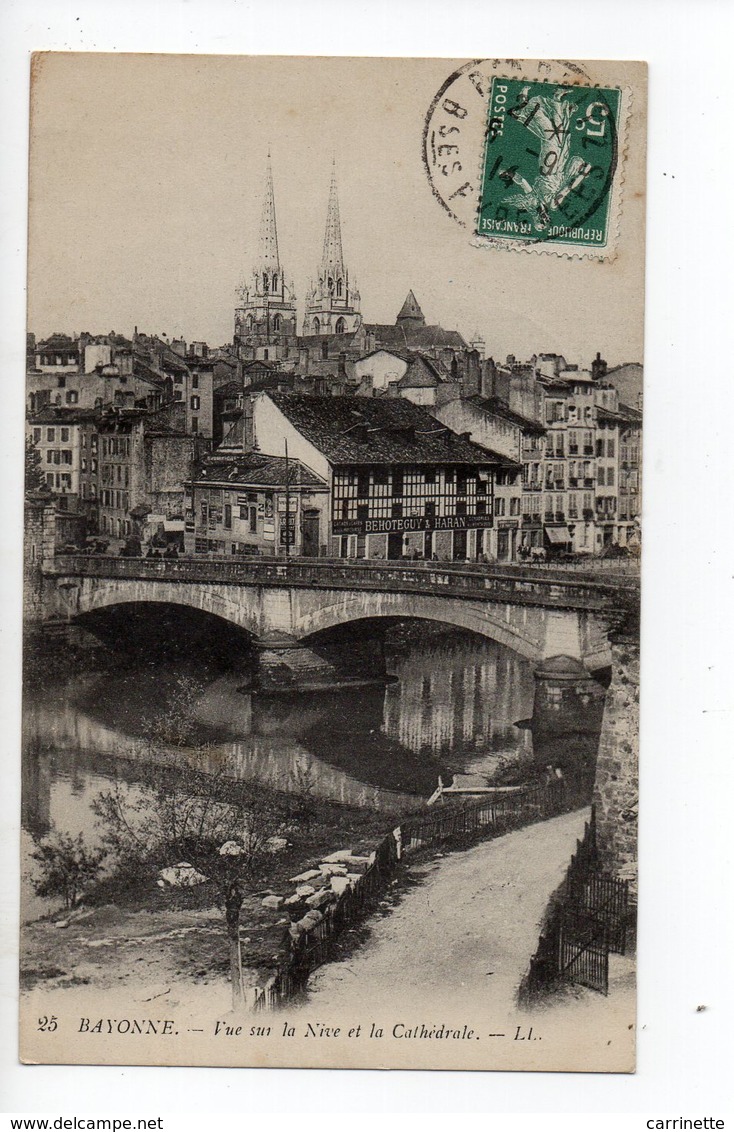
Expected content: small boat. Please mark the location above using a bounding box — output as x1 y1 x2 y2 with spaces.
426 774 527 806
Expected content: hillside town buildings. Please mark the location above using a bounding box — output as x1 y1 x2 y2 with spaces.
26 157 642 562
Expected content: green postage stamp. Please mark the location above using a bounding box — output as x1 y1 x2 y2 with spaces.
477 78 622 250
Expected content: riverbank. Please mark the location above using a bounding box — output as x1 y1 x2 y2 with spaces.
21 783 415 998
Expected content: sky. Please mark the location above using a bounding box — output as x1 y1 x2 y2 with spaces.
27 54 646 368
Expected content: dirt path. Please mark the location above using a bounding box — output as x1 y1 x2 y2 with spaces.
304 808 590 1015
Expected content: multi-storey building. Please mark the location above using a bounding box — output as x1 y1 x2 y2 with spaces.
617 404 643 548
242 392 502 561
185 430 329 557
26 407 102 511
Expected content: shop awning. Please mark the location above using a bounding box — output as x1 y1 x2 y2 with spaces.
545 526 571 544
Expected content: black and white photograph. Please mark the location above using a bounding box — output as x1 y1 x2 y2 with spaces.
18 51 646 1074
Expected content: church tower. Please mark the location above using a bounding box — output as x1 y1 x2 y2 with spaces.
302 162 362 336
234 157 298 363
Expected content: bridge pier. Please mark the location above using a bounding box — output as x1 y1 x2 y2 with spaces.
252 633 342 693
532 655 607 738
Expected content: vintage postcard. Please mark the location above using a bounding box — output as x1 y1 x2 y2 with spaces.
20 54 645 1072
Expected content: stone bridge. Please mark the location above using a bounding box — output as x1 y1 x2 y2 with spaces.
38 555 639 689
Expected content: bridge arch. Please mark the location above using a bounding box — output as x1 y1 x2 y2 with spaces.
55 576 264 640
289 589 546 661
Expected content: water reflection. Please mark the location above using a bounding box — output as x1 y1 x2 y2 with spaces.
22 627 551 884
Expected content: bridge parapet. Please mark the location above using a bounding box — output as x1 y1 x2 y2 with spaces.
47 554 638 617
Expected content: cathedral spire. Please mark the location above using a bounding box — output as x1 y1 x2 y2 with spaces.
257 155 281 273
320 159 344 279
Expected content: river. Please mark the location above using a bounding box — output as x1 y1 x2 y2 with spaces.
21 623 578 919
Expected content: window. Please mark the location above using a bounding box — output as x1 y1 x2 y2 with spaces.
392 470 404 496
312 317 320 334
494 497 505 516
249 506 257 532
607 438 615 458
336 279 343 297
192 375 199 389
191 395 200 410
598 467 605 486
272 275 278 292
47 428 55 442
192 417 199 434
510 497 521 516
224 504 232 530
66 390 79 405
33 428 41 443
424 468 436 485
335 317 346 335
607 467 615 486
456 500 467 516
357 470 370 496
424 501 436 518
476 499 486 515
272 314 281 332
374 468 388 487
391 503 403 518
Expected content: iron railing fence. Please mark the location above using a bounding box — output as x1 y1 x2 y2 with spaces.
251 776 584 1013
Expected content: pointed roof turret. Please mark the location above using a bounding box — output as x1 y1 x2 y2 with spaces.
320 159 345 279
256 155 281 273
396 290 426 327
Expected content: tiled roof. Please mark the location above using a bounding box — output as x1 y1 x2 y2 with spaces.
27 406 101 425
366 323 467 353
466 395 545 433
397 355 444 388
266 393 503 466
617 403 643 424
193 454 327 490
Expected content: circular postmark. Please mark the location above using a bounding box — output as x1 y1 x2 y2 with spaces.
422 59 621 253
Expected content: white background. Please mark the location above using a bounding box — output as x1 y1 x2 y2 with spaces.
1 0 732 1120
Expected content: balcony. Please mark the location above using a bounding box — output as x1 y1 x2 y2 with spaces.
583 446 595 455
544 511 554 521
583 508 594 520
583 478 595 487
569 477 580 487
555 511 566 522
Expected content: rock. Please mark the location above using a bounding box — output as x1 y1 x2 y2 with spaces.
305 889 335 909
318 863 348 876
298 909 323 930
288 922 303 940
330 876 351 896
265 836 289 854
345 873 363 884
295 884 316 898
158 864 208 888
285 893 304 906
54 919 69 929
261 895 284 910
218 840 243 857
321 849 353 863
288 869 321 883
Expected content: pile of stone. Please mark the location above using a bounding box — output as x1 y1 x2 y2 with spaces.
260 848 376 937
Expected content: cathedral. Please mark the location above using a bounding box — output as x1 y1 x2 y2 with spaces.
233 157 477 393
